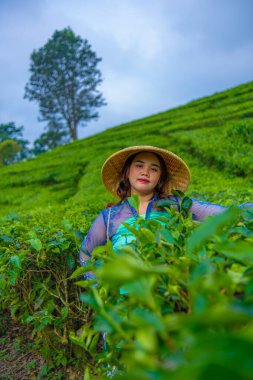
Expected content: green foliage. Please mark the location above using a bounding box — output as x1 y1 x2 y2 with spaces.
174 119 253 178
32 125 70 155
24 27 106 141
0 206 92 371
74 203 253 379
228 120 253 144
0 139 21 165
0 122 30 162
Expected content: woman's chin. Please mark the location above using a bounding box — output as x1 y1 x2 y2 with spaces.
131 188 155 197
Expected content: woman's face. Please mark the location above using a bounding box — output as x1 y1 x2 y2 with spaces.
128 152 161 197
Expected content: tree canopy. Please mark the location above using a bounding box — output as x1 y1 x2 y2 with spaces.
0 122 29 163
32 126 70 155
24 27 106 141
0 140 21 166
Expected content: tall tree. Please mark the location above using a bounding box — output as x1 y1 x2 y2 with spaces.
24 27 106 141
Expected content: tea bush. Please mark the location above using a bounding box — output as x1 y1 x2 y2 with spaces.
0 206 94 373
72 201 253 379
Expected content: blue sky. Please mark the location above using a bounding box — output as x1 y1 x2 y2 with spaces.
0 0 253 143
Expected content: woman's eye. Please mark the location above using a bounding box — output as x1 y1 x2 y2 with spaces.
151 167 158 172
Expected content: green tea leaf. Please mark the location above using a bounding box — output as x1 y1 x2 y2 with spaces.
0 277 6 289
186 207 241 255
172 189 184 198
66 253 75 270
70 266 88 279
96 254 169 284
215 241 253 266
128 194 140 211
140 228 155 243
62 219 72 230
156 198 178 208
61 307 68 319
181 196 193 213
28 238 42 252
84 366 91 380
160 229 176 245
10 255 21 269
0 235 14 244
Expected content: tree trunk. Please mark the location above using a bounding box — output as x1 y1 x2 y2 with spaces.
71 124 77 140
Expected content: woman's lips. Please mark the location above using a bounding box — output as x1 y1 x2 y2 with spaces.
137 178 150 183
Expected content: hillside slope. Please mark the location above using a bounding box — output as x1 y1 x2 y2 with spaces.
1 81 253 216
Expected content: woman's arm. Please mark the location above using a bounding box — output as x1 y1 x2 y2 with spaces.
189 198 226 221
189 198 253 222
79 211 107 279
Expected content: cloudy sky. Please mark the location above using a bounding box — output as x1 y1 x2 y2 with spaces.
0 0 253 143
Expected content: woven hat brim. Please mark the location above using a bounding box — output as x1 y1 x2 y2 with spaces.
101 146 190 197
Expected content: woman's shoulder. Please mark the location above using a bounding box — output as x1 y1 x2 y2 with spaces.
101 201 126 217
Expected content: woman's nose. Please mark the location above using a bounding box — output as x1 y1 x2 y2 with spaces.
141 167 149 176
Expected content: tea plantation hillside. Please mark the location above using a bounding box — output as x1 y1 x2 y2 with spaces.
1 80 253 217
1 81 253 380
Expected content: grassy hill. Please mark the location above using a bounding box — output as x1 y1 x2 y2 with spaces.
1 80 253 217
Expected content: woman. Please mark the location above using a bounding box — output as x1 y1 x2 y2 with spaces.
79 145 249 274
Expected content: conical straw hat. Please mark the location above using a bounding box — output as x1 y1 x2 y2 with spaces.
101 145 190 197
